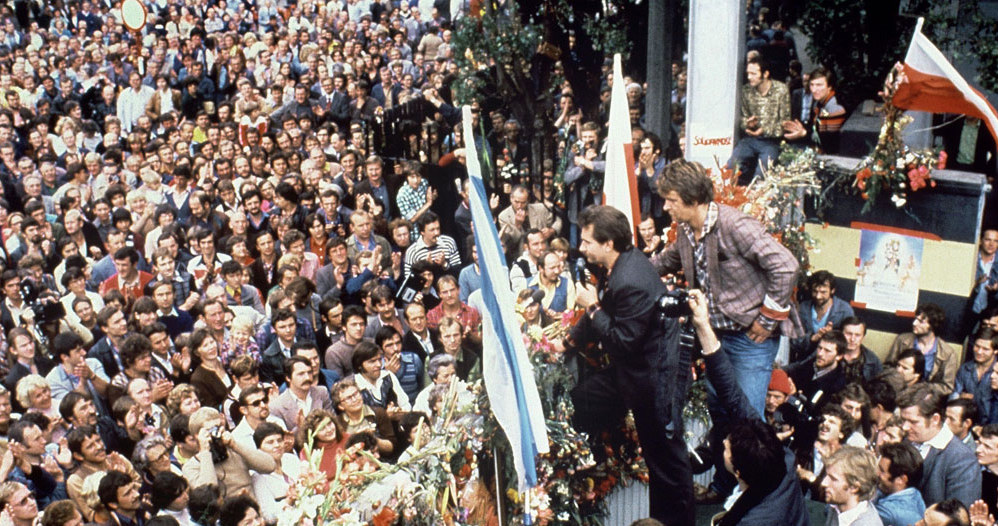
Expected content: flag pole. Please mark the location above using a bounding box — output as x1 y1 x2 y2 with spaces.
493 447 504 526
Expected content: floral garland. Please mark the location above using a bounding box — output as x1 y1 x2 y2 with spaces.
663 151 823 277
849 62 945 212
498 312 649 526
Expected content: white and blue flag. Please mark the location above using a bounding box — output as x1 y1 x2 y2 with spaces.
462 106 549 490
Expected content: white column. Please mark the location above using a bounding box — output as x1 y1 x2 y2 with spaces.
684 0 745 166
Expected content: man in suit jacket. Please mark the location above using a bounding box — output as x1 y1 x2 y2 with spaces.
898 384 981 507
497 185 562 242
401 302 441 362
269 357 333 433
566 205 693 525
220 261 266 315
651 159 800 421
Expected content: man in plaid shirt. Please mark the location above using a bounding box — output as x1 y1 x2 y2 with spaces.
652 159 800 502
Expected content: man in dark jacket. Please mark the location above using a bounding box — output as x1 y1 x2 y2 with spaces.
786 330 848 409
566 205 693 525
688 289 810 526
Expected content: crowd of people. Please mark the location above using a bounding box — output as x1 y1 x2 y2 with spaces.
0 0 993 525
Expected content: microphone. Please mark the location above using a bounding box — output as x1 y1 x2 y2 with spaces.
574 257 588 284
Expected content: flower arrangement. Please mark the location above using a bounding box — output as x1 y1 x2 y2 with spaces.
849 62 943 213
278 381 489 526
495 311 648 526
277 311 654 526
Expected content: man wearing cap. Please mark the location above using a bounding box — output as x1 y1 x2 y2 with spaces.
765 369 794 428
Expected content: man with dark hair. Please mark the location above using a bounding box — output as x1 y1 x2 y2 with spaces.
66 425 139 519
46 331 107 409
945 399 979 450
952 328 998 425
7 420 67 508
729 56 790 177
150 472 191 525
897 384 980 506
786 330 848 408
99 246 154 300
261 309 298 384
219 260 265 315
269 356 333 433
875 442 926 526
784 66 847 154
652 159 799 425
840 316 884 383
565 204 693 525
886 304 959 393
87 306 130 379
919 499 971 526
403 210 461 277
792 270 855 362
98 470 144 526
686 289 809 525
324 305 371 378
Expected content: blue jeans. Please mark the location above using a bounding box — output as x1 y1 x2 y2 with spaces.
728 136 780 179
711 331 778 421
708 331 779 494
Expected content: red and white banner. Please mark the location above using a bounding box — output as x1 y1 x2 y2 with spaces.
603 54 640 240
894 17 998 143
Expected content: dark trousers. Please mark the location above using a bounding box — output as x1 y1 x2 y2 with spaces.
573 366 695 526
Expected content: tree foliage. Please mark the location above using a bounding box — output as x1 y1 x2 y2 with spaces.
451 0 635 178
799 0 998 110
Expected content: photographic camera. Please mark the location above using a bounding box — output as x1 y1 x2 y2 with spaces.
207 425 229 463
20 278 65 325
656 288 691 319
771 396 819 449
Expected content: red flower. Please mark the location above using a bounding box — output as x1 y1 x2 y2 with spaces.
938 151 948 169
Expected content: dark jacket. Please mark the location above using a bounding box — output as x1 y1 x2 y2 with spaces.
791 296 855 362
87 336 122 379
704 348 810 526
401 328 442 363
786 359 847 409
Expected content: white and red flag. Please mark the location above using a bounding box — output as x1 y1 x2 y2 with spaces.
602 54 641 241
893 17 998 143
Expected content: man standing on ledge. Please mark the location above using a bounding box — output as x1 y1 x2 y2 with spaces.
652 159 799 502
565 205 693 526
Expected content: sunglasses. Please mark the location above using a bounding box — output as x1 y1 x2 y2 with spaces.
246 396 269 407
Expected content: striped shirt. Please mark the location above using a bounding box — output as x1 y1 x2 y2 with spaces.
403 235 461 277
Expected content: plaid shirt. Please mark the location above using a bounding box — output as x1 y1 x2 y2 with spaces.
653 203 800 337
396 179 428 221
683 203 739 331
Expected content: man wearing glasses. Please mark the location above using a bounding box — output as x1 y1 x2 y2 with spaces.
232 384 285 452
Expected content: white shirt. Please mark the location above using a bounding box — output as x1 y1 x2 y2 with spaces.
252 453 302 523
116 85 155 132
354 370 412 411
917 425 954 459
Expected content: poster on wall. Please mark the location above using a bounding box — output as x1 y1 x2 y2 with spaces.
854 229 924 313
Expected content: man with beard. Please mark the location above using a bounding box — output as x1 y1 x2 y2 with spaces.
792 271 854 362
885 304 959 393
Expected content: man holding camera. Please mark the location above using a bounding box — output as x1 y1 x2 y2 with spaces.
565 205 693 526
651 159 800 503
181 407 276 498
